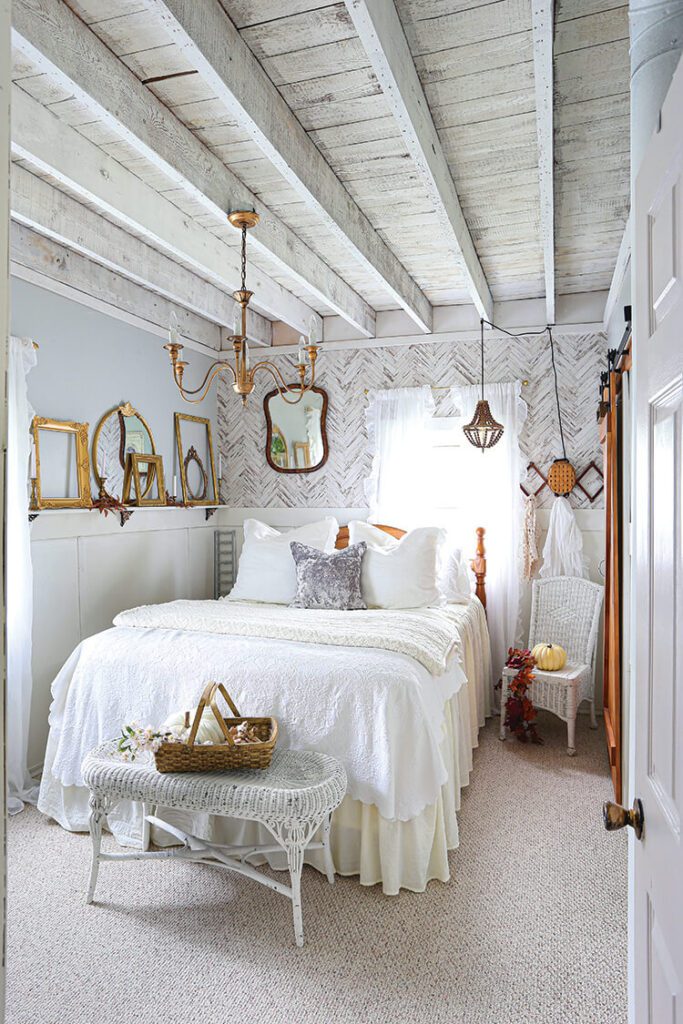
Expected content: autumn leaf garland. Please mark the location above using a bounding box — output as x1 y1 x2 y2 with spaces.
503 647 543 745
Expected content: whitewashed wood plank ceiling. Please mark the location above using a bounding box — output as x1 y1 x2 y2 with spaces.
10 0 630 333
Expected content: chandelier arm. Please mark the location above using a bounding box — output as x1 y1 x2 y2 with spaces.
175 360 236 401
250 360 308 405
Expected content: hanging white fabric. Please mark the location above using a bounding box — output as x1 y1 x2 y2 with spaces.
365 386 436 527
450 381 528 692
540 496 588 579
7 336 39 814
523 494 539 581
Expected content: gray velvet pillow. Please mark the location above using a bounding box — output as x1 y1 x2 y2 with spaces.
290 541 367 611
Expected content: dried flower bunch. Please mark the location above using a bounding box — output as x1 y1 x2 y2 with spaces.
502 648 543 745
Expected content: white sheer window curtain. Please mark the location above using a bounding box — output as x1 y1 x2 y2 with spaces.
450 382 528 685
7 336 39 814
365 387 436 527
365 381 527 689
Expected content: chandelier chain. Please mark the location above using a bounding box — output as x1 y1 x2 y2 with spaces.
240 225 248 293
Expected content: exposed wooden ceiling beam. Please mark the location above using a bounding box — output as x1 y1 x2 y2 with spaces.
10 163 272 347
147 0 433 333
532 0 555 324
11 84 321 339
344 0 492 322
11 223 222 359
11 0 375 338
602 212 631 331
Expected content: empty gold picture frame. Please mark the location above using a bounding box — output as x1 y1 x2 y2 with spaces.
174 413 218 507
31 416 92 510
122 453 166 507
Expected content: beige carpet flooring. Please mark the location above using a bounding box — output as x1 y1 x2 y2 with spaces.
7 714 627 1024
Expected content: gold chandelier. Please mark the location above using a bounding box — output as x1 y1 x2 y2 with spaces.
164 210 320 405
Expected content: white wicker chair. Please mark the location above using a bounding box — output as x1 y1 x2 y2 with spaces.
500 576 604 755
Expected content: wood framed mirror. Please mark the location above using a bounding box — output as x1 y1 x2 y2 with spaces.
264 386 328 474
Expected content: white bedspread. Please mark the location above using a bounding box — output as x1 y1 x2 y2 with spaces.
40 603 478 822
114 599 463 676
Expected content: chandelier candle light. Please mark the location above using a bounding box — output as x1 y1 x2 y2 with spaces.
164 211 320 406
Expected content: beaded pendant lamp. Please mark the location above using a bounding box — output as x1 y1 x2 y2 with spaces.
463 319 504 451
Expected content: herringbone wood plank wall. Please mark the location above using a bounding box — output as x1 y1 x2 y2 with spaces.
218 332 604 510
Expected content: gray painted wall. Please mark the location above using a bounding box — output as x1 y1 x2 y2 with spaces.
11 277 218 492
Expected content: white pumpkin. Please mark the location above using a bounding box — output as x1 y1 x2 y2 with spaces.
531 642 567 671
163 707 226 744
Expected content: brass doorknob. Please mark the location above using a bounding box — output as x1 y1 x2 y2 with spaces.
603 798 644 840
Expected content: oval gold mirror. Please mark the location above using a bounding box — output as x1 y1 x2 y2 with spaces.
264 386 328 474
92 401 156 500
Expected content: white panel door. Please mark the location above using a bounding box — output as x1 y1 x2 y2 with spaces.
632 52 683 1024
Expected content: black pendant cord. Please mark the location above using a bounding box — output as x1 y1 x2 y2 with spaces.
480 318 550 339
479 317 569 458
548 326 568 460
480 318 485 402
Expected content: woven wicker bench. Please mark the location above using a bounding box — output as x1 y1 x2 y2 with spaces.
82 742 347 946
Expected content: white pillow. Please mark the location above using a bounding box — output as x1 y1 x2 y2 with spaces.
228 518 339 605
439 540 472 604
347 521 446 609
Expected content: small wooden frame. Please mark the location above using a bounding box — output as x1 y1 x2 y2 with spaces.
122 453 165 506
31 416 92 510
174 413 218 507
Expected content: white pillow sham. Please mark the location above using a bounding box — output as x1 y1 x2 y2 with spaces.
439 540 472 604
348 521 446 609
228 517 338 605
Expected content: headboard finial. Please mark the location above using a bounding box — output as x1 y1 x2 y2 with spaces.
472 527 487 610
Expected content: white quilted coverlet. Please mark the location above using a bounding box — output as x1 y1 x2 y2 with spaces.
114 599 462 676
40 603 481 821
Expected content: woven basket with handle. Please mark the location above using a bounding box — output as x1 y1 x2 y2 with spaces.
154 681 278 774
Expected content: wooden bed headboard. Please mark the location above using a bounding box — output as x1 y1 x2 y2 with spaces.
335 524 487 610
335 524 405 548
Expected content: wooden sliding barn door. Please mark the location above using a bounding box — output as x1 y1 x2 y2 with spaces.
600 340 631 804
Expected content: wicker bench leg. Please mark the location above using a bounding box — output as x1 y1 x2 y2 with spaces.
321 814 335 885
86 792 108 904
284 825 307 948
141 801 153 851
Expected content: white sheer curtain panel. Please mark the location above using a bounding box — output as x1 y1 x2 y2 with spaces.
7 336 39 814
450 382 528 689
365 387 436 526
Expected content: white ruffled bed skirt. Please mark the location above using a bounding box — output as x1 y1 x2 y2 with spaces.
38 603 491 895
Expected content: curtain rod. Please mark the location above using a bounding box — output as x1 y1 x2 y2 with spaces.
363 380 529 396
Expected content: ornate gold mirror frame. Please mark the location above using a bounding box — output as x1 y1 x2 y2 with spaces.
92 401 157 499
174 413 218 507
31 416 92 509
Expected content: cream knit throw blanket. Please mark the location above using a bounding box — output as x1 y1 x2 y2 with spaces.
114 599 465 676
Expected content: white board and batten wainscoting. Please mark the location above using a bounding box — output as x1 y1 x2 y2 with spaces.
29 507 217 775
